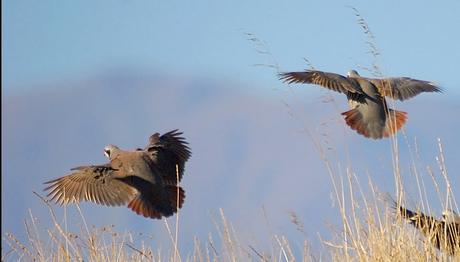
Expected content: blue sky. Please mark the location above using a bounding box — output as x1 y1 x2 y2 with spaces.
3 0 460 259
3 1 460 95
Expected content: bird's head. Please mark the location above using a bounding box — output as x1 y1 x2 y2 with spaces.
442 210 460 224
104 144 120 159
347 70 360 77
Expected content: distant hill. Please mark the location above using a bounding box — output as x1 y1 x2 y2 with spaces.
2 71 458 254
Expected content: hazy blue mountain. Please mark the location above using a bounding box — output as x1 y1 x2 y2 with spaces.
3 71 458 256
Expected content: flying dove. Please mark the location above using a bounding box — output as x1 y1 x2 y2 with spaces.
279 69 442 139
44 130 191 219
394 203 460 255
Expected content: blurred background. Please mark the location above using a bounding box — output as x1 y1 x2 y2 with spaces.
3 0 460 258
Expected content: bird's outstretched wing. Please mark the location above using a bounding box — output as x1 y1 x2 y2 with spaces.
279 70 363 95
367 77 442 101
44 165 136 206
144 130 191 184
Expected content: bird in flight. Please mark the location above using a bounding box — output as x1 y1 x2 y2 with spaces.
279 69 442 139
44 130 191 219
395 202 460 255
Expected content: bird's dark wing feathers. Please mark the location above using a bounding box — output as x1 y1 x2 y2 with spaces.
144 129 192 184
397 205 438 228
368 77 442 101
44 164 136 206
279 70 363 95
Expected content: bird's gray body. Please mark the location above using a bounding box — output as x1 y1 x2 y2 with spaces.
107 146 159 185
44 130 191 219
346 71 390 138
279 69 440 139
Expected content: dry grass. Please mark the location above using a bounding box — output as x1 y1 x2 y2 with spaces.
321 140 459 261
2 137 458 261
